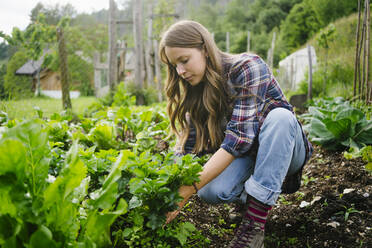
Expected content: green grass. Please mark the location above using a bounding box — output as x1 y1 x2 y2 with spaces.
0 96 98 120
286 13 371 99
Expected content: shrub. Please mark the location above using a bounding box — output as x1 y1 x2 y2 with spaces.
124 81 159 106
0 64 7 99
68 55 94 96
113 81 136 107
297 61 354 98
3 51 33 99
278 1 322 52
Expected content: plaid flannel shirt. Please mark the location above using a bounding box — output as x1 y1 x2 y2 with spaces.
183 54 313 166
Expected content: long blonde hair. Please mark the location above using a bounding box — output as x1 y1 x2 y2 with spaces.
159 20 231 154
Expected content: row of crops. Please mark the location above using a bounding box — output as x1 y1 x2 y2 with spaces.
0 101 210 248
0 95 370 247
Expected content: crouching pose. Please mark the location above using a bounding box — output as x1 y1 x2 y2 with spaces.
159 20 313 248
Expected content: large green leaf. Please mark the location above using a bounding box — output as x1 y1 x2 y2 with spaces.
2 120 51 196
89 150 130 209
44 143 88 207
0 215 19 242
83 198 127 246
308 107 326 119
43 142 88 242
0 139 27 181
335 108 364 124
354 119 372 145
174 222 197 245
309 118 335 140
324 118 353 140
88 121 117 150
0 188 17 217
29 225 58 248
140 110 153 122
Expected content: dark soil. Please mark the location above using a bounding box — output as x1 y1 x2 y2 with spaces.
179 145 372 247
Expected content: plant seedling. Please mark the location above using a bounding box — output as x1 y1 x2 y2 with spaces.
335 204 360 221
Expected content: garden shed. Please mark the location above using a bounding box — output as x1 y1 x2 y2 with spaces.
16 59 81 98
277 46 317 91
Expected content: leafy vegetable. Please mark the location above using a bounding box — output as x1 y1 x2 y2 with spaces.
302 98 372 151
0 103 208 247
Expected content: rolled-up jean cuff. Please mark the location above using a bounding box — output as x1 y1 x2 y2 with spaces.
244 177 281 206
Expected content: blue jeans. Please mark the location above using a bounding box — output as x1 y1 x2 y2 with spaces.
198 108 306 206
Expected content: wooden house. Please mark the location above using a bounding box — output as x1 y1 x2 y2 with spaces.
15 58 80 98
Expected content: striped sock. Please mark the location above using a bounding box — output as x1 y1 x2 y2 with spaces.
245 198 272 230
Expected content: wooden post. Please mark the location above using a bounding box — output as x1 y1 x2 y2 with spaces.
153 39 162 102
117 41 127 83
146 2 154 87
290 57 294 90
94 52 101 94
247 31 251 52
56 27 72 110
358 11 365 98
226 32 230 53
108 0 117 95
133 0 144 90
267 48 271 65
269 32 276 68
93 52 110 98
307 45 313 100
365 0 370 103
362 0 368 100
354 0 362 98
35 66 41 96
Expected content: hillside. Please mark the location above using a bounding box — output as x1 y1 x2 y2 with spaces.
294 13 371 98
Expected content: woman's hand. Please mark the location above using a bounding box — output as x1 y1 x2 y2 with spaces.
165 148 234 224
165 185 195 224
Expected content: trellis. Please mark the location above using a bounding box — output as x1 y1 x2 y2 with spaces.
354 0 371 104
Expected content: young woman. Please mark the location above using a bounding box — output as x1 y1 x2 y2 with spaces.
159 20 313 248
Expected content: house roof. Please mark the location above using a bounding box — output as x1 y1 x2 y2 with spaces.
15 59 43 76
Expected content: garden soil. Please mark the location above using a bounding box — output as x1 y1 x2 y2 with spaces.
179 145 372 247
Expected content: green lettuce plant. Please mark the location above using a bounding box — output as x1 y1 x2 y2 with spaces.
302 98 372 151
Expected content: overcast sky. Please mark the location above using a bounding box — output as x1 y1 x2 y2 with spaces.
0 0 111 42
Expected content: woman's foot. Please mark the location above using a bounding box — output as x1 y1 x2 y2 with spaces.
227 198 271 248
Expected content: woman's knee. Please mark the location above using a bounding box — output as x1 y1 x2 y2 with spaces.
198 156 254 204
262 108 297 132
198 183 236 204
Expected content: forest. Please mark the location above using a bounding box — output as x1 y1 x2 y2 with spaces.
0 0 371 247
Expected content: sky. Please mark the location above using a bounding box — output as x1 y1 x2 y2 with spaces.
0 0 110 42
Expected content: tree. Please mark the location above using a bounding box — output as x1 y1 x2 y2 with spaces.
1 14 56 96
69 55 94 96
3 51 33 99
56 27 72 110
278 1 322 53
133 0 144 94
30 2 77 25
0 42 9 60
276 0 303 13
30 2 45 23
48 20 96 97
256 8 286 33
222 0 301 59
0 64 7 99
310 0 357 27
